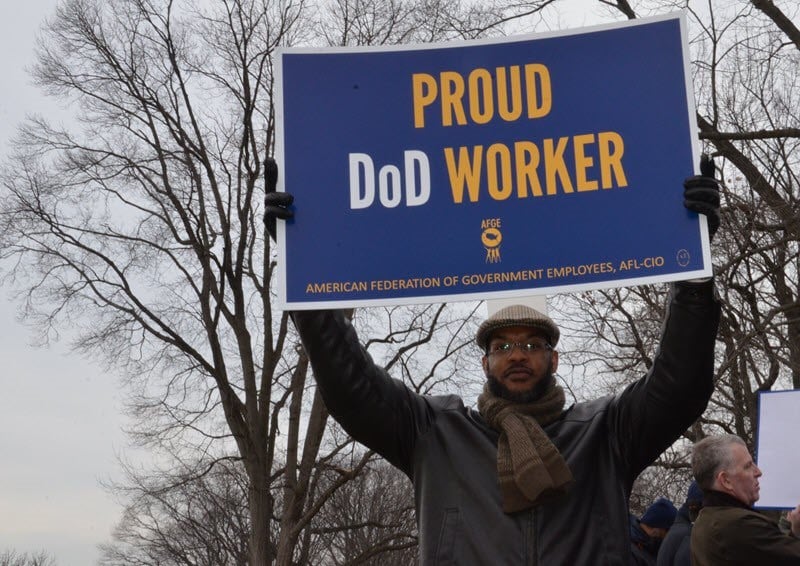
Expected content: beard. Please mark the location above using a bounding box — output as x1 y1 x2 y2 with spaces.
487 360 556 403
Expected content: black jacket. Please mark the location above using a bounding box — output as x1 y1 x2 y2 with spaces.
292 281 720 565
630 515 659 566
657 507 692 566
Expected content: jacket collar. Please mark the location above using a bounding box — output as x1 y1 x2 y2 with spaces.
702 489 751 510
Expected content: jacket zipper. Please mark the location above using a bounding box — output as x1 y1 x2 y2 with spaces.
526 509 537 565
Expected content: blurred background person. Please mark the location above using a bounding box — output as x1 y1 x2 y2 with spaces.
657 480 703 566
631 497 677 565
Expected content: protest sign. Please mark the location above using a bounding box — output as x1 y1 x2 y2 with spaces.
755 389 800 509
275 12 710 309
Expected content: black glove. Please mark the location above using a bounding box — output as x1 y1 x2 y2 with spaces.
683 154 721 240
263 157 294 242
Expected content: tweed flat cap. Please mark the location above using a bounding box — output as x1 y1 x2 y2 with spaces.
476 304 560 350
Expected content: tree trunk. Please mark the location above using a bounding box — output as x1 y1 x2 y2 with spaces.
250 478 275 566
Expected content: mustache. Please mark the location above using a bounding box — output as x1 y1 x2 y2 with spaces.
502 363 533 378
487 368 556 404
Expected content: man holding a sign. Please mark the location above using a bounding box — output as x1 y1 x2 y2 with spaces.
265 156 721 564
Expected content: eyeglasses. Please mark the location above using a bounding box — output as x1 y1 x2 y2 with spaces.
487 341 553 357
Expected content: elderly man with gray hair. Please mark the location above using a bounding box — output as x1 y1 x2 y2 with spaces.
690 434 800 565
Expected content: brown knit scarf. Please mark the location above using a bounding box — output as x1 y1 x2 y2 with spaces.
478 380 573 513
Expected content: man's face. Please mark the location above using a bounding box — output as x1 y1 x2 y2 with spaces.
720 443 762 506
481 326 558 403
648 526 669 540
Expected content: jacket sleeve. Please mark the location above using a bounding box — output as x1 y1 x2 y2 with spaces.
607 279 721 485
729 513 800 565
290 309 434 476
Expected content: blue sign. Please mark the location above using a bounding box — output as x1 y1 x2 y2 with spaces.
276 12 711 309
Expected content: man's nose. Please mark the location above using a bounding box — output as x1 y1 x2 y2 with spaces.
507 343 528 359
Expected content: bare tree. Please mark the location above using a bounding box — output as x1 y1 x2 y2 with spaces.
99 444 423 566
99 459 251 566
0 551 56 566
308 458 417 566
0 0 488 563
0 0 311 562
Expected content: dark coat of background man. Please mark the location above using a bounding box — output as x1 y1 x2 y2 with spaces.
690 434 800 565
631 497 678 565
656 481 703 566
264 157 721 564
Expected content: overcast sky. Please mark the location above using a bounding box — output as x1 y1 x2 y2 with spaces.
0 3 128 565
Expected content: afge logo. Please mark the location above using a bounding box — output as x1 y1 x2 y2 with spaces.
481 218 503 263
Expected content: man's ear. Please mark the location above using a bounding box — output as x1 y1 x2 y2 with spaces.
481 355 489 375
716 470 731 492
551 350 559 374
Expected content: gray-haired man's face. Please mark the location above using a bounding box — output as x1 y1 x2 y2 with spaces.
719 443 762 506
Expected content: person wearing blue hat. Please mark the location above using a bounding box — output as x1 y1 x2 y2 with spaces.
657 481 704 566
631 497 678 565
